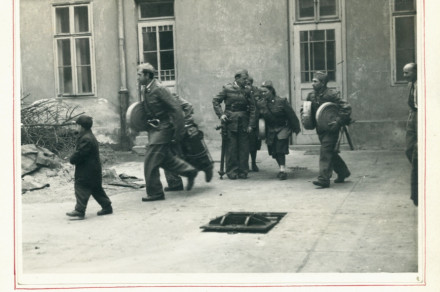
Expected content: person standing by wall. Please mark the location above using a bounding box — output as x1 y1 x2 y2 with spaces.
66 115 113 219
403 63 418 206
301 71 352 188
138 63 198 202
213 69 257 179
257 81 300 180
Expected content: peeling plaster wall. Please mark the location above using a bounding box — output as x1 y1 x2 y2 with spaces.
345 0 411 149
174 0 290 142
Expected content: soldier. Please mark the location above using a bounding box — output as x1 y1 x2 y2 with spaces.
138 63 198 202
403 63 418 206
213 69 257 179
301 71 352 188
164 94 214 191
257 81 300 180
246 76 262 172
66 115 113 219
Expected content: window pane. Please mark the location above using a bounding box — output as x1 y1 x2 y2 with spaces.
75 38 92 93
326 29 335 40
395 16 415 81
140 1 174 18
311 42 325 70
310 30 324 41
300 42 310 72
56 7 70 34
57 39 71 66
159 30 173 50
300 31 308 42
320 0 336 16
142 29 157 52
160 51 174 70
144 52 158 70
74 6 89 33
75 38 91 65
57 39 72 94
395 0 415 11
298 0 314 18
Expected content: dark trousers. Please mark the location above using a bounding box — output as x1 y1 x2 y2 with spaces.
144 144 196 197
74 181 112 213
406 110 418 206
226 129 250 176
317 130 350 183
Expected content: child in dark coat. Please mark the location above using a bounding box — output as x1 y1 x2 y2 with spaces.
66 115 113 219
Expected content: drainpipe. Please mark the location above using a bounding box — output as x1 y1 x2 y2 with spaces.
117 0 130 150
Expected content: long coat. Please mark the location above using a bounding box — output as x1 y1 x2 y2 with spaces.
141 79 185 145
70 129 103 186
257 96 301 146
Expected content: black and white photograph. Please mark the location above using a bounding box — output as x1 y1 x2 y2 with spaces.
2 0 440 291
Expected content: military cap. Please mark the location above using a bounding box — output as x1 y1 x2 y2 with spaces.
138 63 156 74
76 115 93 129
261 80 274 88
234 69 249 78
313 71 329 84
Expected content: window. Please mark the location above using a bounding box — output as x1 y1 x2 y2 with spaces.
138 0 176 85
300 29 336 82
296 0 338 22
53 4 95 96
391 0 416 83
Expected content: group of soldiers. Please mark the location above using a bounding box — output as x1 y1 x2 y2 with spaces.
65 62 417 219
213 69 351 188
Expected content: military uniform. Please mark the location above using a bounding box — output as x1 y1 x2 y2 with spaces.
305 87 351 185
406 81 417 206
213 82 256 178
141 79 197 200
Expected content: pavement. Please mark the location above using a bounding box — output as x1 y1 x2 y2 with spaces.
20 144 419 285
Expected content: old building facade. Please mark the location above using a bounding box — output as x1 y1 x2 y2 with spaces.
20 0 417 149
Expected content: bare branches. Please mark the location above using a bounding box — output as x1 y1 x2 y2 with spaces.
21 95 85 157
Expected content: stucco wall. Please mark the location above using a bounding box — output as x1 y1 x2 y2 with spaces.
345 0 410 149
174 0 290 141
20 0 123 145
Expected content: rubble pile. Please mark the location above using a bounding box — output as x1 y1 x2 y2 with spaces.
21 144 145 195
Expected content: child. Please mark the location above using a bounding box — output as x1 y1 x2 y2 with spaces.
66 115 113 219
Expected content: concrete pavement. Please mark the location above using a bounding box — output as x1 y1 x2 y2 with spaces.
20 146 419 282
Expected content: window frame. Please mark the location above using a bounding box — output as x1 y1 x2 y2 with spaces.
52 2 97 98
137 2 176 87
390 0 417 85
295 0 340 24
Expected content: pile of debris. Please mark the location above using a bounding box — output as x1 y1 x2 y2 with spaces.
21 144 145 194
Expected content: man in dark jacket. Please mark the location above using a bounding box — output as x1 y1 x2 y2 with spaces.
66 115 112 219
164 94 214 191
403 63 418 206
301 71 352 188
213 69 257 179
138 63 198 202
